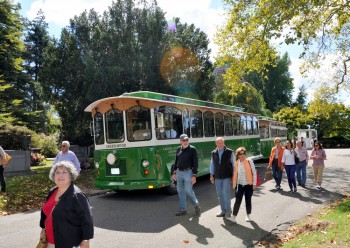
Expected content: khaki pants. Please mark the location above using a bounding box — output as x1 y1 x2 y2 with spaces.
313 165 325 186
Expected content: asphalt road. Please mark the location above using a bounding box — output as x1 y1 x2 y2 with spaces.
0 148 349 248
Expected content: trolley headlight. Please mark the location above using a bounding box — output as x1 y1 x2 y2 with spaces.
106 153 116 165
142 160 149 168
95 162 100 168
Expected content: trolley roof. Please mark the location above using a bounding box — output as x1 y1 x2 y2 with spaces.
85 91 258 116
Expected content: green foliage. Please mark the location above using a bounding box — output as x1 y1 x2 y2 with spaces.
0 0 28 125
307 100 350 139
38 133 59 157
22 10 52 133
40 0 214 144
244 53 294 112
273 106 309 138
293 84 308 109
0 123 40 149
217 0 350 95
215 82 267 115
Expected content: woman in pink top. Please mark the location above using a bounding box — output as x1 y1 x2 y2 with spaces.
310 141 327 190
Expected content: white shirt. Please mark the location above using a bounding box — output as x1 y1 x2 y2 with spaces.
237 159 257 186
282 149 296 165
54 150 81 173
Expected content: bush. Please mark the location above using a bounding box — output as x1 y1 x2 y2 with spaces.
0 123 40 149
40 134 59 157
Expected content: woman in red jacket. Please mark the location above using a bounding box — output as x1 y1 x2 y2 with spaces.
267 138 285 190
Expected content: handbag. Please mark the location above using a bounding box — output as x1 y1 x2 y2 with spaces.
293 149 300 164
264 169 273 181
0 152 12 167
35 230 48 248
256 173 262 186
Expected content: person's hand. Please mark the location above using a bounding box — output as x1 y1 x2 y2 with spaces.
172 174 177 181
80 240 90 248
210 175 214 184
253 185 257 190
191 176 196 185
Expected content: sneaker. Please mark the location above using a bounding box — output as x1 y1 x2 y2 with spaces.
245 215 252 222
195 205 201 216
298 183 301 186
216 212 225 217
175 211 187 216
294 187 297 192
289 189 293 192
301 184 305 188
227 215 236 223
316 185 321 190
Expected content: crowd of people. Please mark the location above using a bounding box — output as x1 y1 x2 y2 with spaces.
171 134 327 225
0 134 327 247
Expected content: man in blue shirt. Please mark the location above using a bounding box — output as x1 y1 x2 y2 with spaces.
53 141 81 173
210 137 234 218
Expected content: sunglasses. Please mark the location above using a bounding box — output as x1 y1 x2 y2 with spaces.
61 145 67 147
239 153 245 156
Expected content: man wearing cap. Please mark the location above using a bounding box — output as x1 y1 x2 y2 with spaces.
172 134 201 216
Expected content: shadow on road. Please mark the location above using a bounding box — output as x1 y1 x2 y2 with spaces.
221 218 270 247
91 175 220 232
179 216 214 245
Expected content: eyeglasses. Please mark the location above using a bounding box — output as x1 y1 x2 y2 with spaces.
181 139 189 142
239 153 245 156
61 145 66 147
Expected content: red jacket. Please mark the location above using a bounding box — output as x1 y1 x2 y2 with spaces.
269 146 285 169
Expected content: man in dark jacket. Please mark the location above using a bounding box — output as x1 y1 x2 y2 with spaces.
172 134 201 216
210 137 234 218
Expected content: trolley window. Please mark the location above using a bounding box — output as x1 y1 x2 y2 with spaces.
215 112 224 136
224 113 233 136
203 111 215 137
155 106 182 140
94 112 104 145
126 106 152 141
105 108 124 143
191 110 203 138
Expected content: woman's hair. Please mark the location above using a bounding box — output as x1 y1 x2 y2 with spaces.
285 139 294 148
274 137 281 144
235 147 247 159
313 141 323 149
49 160 79 182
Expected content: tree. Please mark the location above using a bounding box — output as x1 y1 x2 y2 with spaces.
216 0 350 96
293 84 308 109
162 18 215 100
273 106 309 138
307 100 350 140
22 10 52 133
0 0 31 125
244 52 294 112
215 82 268 115
40 0 214 144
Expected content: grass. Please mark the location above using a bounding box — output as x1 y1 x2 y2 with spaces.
279 195 350 248
0 160 96 216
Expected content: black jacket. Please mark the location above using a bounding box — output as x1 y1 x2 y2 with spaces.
173 145 198 174
212 147 233 179
40 183 94 248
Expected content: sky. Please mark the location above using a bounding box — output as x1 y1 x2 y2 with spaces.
15 0 349 105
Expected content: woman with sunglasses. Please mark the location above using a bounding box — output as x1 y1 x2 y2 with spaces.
310 141 327 190
227 147 257 223
282 140 298 192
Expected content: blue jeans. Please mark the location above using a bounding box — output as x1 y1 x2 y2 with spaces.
215 178 231 214
176 170 199 211
296 160 307 185
285 164 296 190
272 159 283 187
